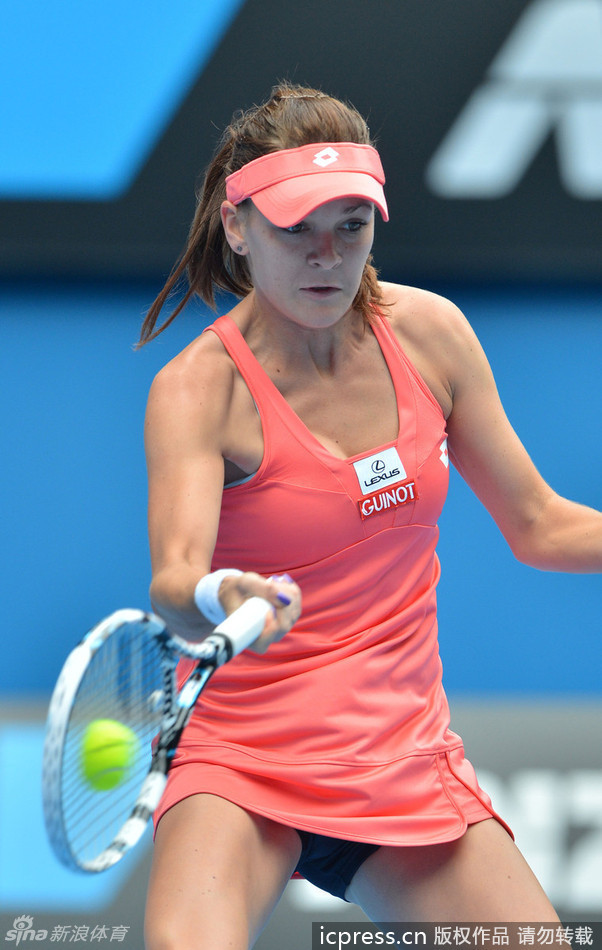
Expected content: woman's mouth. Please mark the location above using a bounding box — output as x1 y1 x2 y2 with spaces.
300 286 341 298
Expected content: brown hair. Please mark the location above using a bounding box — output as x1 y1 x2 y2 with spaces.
138 82 385 345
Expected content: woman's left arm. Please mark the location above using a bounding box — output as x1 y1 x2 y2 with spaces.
442 303 602 573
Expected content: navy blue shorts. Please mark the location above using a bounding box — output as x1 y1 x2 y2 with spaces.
295 830 380 901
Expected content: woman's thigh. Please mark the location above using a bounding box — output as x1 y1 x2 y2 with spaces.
145 793 302 950
345 818 559 924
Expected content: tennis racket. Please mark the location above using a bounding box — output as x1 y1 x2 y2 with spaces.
42 597 271 874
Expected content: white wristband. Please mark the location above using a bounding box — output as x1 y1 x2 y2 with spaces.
193 569 243 625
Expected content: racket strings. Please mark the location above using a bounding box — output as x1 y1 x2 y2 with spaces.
59 621 169 863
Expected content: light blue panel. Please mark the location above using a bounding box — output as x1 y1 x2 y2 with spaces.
0 0 245 197
0 724 149 910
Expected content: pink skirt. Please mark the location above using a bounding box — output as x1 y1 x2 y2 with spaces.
154 739 512 846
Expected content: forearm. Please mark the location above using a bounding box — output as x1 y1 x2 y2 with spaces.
149 562 214 640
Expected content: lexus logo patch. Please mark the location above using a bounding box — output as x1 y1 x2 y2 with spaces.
352 447 407 495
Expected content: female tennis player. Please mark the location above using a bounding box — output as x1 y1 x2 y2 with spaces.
140 83 602 948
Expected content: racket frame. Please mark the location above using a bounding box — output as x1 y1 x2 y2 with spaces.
42 598 270 873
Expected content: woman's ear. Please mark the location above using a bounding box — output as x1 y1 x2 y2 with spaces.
221 201 248 256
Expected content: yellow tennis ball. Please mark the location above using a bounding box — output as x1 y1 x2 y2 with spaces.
80 719 138 792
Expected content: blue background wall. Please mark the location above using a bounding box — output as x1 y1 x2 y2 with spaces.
2 280 600 699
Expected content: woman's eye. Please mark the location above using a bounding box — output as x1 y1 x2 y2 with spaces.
343 220 369 233
283 218 369 235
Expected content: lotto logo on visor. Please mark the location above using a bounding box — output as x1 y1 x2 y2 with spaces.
224 142 388 228
353 447 407 495
313 147 339 167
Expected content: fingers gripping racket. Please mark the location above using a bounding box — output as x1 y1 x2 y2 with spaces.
42 597 271 874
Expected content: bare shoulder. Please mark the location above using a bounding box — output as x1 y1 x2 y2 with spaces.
379 282 474 348
143 328 244 470
145 320 262 477
377 282 482 416
147 328 236 429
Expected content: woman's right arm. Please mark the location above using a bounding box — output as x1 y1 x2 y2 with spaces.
144 337 300 649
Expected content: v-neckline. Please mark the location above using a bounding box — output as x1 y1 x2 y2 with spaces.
224 314 402 465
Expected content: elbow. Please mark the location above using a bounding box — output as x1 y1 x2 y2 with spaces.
505 511 564 572
504 508 560 569
508 536 550 571
504 515 555 571
502 487 561 571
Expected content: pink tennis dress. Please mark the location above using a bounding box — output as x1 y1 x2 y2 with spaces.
154 310 508 845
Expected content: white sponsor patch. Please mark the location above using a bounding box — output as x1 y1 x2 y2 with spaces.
352 446 407 496
358 480 418 520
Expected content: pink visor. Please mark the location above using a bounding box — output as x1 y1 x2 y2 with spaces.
225 142 388 227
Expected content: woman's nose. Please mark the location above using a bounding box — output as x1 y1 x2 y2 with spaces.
307 232 342 268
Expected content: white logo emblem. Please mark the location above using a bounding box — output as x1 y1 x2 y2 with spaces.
353 447 407 496
439 438 449 468
426 0 602 199
313 147 340 167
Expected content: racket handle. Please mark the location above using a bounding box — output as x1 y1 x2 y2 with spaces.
214 596 272 657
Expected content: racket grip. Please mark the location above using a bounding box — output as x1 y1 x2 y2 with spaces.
214 596 272 657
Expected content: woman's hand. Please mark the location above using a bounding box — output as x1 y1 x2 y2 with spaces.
217 571 302 653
